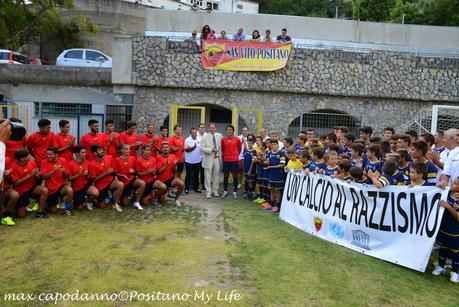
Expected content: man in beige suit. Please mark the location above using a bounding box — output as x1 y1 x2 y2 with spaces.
201 122 223 199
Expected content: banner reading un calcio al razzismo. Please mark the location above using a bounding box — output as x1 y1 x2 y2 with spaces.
280 172 449 272
201 40 292 71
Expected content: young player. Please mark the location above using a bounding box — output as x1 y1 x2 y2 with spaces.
295 133 308 155
253 144 267 204
405 130 418 144
243 138 257 199
265 140 286 212
140 123 159 157
40 147 73 215
119 120 141 157
114 144 145 210
156 125 169 155
168 125 186 179
310 147 326 173
5 118 27 160
359 126 373 145
283 137 294 153
350 144 366 168
364 144 382 174
67 145 98 211
52 120 75 162
407 163 429 187
383 127 395 142
156 142 184 206
27 118 55 164
349 166 371 184
410 140 438 186
432 177 459 283
321 150 339 176
221 125 242 199
100 119 120 158
11 148 49 218
1 156 19 225
89 144 124 212
136 145 167 206
397 150 411 183
300 151 312 170
343 133 355 158
337 159 352 181
390 135 399 153
368 160 400 188
80 119 102 161
285 150 303 173
397 134 411 151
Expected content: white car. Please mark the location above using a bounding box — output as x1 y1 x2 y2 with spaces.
0 49 27 64
56 48 112 68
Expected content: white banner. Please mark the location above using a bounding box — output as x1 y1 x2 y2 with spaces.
280 172 448 272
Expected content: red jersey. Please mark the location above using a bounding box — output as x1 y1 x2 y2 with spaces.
114 156 136 185
119 132 140 157
221 136 242 162
40 158 68 195
89 155 114 191
27 131 55 164
6 136 26 160
140 133 159 157
136 156 156 184
169 135 185 163
2 157 13 191
156 154 177 182
67 159 90 192
52 133 75 162
11 159 38 195
155 137 169 155
79 133 103 161
100 132 120 158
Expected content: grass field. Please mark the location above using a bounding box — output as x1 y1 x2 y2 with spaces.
0 193 458 306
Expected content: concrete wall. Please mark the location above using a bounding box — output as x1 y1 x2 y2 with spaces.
145 10 459 50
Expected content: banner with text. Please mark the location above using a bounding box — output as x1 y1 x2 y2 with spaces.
280 172 448 272
201 40 292 71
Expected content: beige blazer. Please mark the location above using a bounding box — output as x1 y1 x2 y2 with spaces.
200 132 223 169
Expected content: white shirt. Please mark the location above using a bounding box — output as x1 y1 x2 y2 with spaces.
185 136 202 164
196 131 207 143
0 142 5 185
238 134 248 160
442 146 459 185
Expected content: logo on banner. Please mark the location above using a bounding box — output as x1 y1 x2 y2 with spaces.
351 230 371 250
330 221 345 239
313 216 323 232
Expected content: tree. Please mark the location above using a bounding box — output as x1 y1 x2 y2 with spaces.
353 0 396 22
0 0 98 57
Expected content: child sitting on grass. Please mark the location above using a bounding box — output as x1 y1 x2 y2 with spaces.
432 177 459 283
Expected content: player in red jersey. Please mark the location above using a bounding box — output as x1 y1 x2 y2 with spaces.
136 145 167 205
26 118 55 165
5 118 27 160
156 142 184 206
140 123 159 158
89 144 124 212
1 156 19 225
40 147 73 215
221 125 242 198
79 119 102 161
52 120 76 162
114 144 145 210
155 125 169 155
119 121 141 157
100 119 120 157
169 124 186 180
67 145 99 211
10 148 49 219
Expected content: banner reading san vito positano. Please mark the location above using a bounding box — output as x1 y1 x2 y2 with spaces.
280 172 449 272
201 40 292 71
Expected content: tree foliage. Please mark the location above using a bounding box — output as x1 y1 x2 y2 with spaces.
0 0 98 53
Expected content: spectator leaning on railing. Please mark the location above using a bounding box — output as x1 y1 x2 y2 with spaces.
276 28 292 43
251 30 261 42
264 29 272 42
232 28 246 41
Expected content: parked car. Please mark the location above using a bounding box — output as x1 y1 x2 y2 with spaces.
56 48 112 68
27 56 47 65
0 49 28 64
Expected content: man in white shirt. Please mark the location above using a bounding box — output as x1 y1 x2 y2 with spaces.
438 129 459 188
184 128 202 194
196 123 207 190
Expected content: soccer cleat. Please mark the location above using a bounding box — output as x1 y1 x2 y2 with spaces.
237 184 242 189
256 198 266 204
174 200 182 207
1 216 15 226
213 192 220 197
85 202 94 211
261 202 271 208
221 191 228 198
265 205 273 211
233 192 238 199
432 265 445 276
63 209 72 216
35 212 49 219
206 193 211 199
271 206 280 213
450 271 459 283
112 204 123 212
253 197 261 203
133 202 144 211
31 201 39 211
168 191 177 199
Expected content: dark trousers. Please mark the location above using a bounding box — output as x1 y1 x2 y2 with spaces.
185 162 201 191
199 164 205 189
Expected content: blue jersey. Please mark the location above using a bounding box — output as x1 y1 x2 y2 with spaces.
343 145 351 157
310 160 326 172
423 161 438 186
378 172 400 187
399 163 410 183
267 150 286 182
302 162 311 170
350 157 365 168
364 159 382 174
434 147 446 155
294 144 308 155
243 149 257 173
439 192 459 236
323 166 339 176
